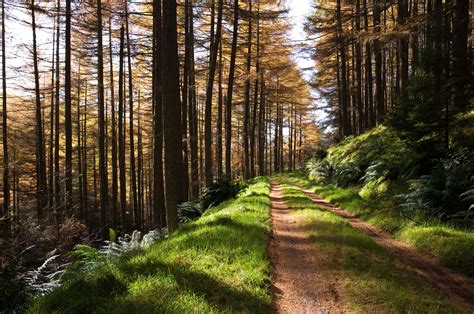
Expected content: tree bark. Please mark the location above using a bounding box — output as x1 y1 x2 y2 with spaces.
243 0 252 180
162 0 184 231
2 0 9 217
97 0 108 237
152 0 166 228
225 0 239 180
204 0 223 185
125 3 139 230
65 0 72 210
31 0 47 220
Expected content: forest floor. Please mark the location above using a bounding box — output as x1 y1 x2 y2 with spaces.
269 176 474 313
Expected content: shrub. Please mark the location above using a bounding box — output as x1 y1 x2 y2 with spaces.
199 178 245 210
396 149 474 220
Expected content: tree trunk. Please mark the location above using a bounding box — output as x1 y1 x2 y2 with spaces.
373 0 385 124
152 0 166 228
186 0 199 198
109 16 118 230
243 0 252 180
452 0 470 112
162 0 184 231
204 0 223 185
118 26 127 230
31 0 47 220
225 0 239 180
125 4 139 230
65 0 72 210
1 0 8 217
97 0 108 238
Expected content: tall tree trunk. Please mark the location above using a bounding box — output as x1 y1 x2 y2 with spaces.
250 5 260 178
364 0 375 128
31 0 47 220
1 0 8 217
152 0 166 228
118 26 127 230
186 0 199 198
97 0 108 238
65 0 72 210
452 0 470 112
125 4 139 230
337 0 350 136
373 0 385 124
225 0 239 180
162 0 184 231
204 0 223 185
355 0 364 132
258 67 265 176
54 0 61 212
216 43 223 178
398 0 409 94
109 16 118 230
77 68 84 220
83 82 89 225
181 0 190 199
242 0 252 180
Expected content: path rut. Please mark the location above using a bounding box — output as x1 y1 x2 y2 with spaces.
268 182 343 313
295 183 474 312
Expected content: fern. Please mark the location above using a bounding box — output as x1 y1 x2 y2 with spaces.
21 253 66 297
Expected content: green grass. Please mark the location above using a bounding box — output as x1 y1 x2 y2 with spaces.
29 178 273 313
276 176 463 313
286 174 474 278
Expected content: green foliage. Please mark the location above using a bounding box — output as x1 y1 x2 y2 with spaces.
199 178 246 209
396 149 474 219
29 178 272 313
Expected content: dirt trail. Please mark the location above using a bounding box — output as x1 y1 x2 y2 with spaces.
268 182 344 313
295 183 474 312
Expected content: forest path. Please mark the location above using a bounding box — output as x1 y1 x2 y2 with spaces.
292 182 474 312
268 181 343 313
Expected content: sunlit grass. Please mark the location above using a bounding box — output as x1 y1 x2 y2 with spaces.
284 174 474 278
276 177 463 313
29 178 273 313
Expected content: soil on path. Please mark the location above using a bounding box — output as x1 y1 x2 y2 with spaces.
268 182 344 313
296 183 474 312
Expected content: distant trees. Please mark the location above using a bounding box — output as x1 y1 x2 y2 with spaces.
308 0 472 153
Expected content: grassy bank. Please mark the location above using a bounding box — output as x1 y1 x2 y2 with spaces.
29 178 272 313
276 176 462 312
287 174 474 278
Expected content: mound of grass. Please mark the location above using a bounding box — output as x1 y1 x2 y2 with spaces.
287 174 474 278
29 178 273 313
277 178 462 312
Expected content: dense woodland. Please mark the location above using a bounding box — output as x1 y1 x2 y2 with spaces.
0 0 316 237
0 0 473 312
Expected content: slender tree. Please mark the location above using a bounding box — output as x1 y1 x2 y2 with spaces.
225 0 239 180
31 0 47 219
96 0 108 237
2 0 9 217
65 0 72 210
152 0 166 228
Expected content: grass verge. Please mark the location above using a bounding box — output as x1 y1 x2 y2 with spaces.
285 174 474 278
276 176 463 313
29 177 272 313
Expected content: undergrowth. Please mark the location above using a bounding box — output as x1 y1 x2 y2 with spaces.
28 177 272 313
287 174 474 278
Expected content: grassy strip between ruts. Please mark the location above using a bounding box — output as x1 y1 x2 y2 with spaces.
29 177 272 314
284 173 474 278
275 175 463 313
